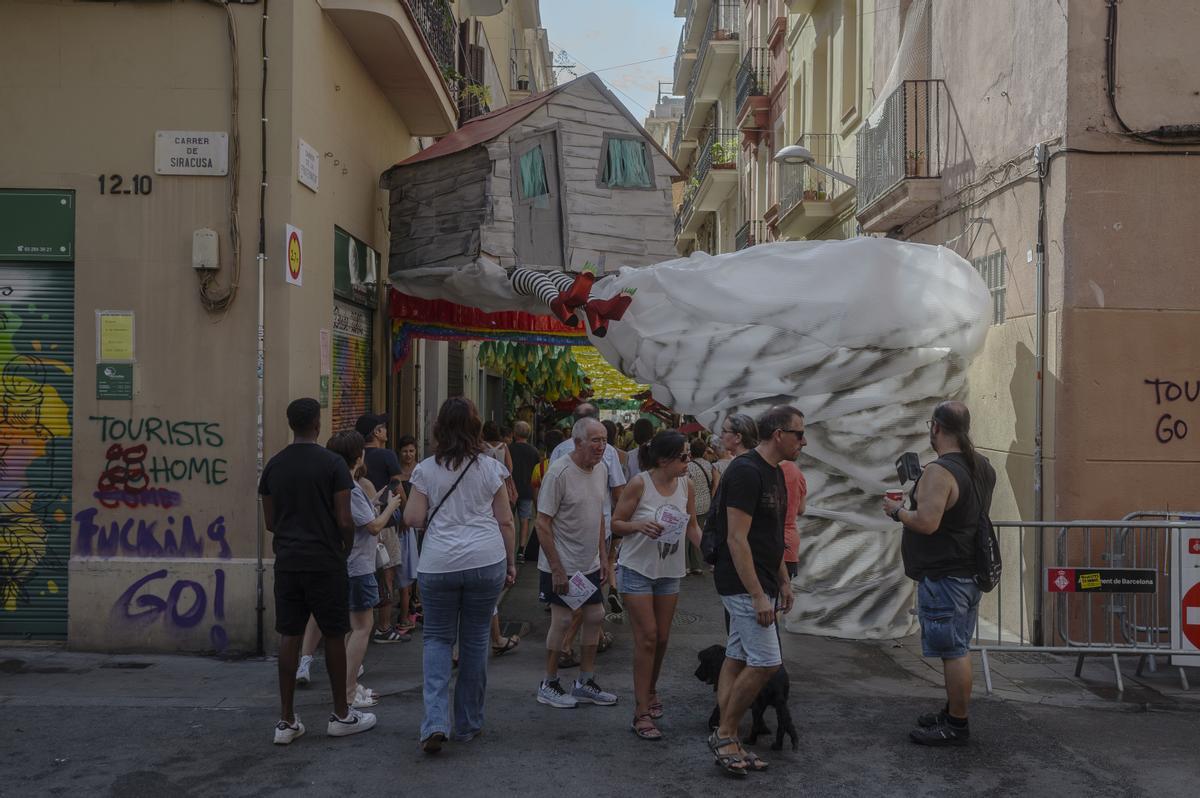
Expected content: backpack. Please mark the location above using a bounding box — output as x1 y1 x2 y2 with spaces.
940 457 1002 592
700 476 726 565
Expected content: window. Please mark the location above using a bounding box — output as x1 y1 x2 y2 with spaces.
598 134 654 189
840 0 859 125
972 250 1007 325
518 145 548 199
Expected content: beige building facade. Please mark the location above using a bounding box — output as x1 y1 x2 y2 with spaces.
0 0 533 652
860 0 1200 640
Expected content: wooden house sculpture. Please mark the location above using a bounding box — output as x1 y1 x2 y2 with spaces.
380 74 680 318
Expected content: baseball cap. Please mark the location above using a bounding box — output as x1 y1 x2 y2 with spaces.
354 413 388 438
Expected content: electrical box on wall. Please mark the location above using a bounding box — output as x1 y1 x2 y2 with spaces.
192 228 219 270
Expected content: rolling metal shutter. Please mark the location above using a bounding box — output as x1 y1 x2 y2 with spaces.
0 263 74 638
331 300 372 435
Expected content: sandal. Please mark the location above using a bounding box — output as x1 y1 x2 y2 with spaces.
741 750 769 772
597 630 614 653
630 713 663 741
557 650 580 669
648 697 664 720
492 635 520 657
707 731 748 777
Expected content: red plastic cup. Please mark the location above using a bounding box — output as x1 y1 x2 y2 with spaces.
885 489 903 502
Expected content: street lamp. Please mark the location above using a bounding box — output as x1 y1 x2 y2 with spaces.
772 144 857 188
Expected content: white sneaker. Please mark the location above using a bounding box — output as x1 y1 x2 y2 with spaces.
352 685 379 709
572 678 618 706
327 708 377 737
536 678 578 709
357 663 364 678
273 715 305 745
296 655 313 686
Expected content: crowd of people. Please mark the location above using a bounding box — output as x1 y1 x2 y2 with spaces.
260 392 995 770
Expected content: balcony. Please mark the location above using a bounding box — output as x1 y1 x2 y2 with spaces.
735 220 763 250
510 48 539 97
675 127 738 244
672 23 697 95
777 134 856 239
783 0 819 13
321 0 458 135
856 80 949 233
736 47 770 138
680 1 739 138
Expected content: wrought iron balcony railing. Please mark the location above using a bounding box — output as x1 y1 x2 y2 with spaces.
735 220 763 250
856 80 948 213
407 0 457 77
736 47 770 116
695 127 739 187
778 133 854 216
696 1 741 76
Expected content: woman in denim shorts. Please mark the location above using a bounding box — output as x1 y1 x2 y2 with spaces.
327 431 406 711
611 431 703 740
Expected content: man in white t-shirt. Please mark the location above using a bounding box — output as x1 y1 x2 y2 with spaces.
551 402 627 617
535 417 618 709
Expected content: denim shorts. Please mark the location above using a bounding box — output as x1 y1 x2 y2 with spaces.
917 576 981 659
348 572 380 613
720 593 782 668
516 498 534 520
617 565 680 596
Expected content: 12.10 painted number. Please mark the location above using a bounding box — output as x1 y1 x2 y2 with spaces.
99 174 153 196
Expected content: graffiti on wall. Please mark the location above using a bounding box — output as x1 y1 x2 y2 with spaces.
0 292 72 616
1144 378 1197 444
111 566 229 650
74 415 233 650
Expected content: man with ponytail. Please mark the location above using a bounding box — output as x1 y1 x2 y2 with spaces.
882 400 996 747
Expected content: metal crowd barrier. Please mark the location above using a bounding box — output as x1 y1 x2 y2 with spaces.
971 517 1200 694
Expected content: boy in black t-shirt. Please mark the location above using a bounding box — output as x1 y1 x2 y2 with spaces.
708 405 804 775
260 398 374 744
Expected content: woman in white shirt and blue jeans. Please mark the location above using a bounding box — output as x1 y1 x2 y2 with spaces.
611 430 702 741
403 397 517 753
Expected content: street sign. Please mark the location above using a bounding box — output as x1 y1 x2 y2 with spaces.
285 224 303 286
1173 524 1200 667
1046 568 1157 593
155 131 228 175
0 189 74 261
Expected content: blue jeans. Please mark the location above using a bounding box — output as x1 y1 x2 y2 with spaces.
417 560 506 741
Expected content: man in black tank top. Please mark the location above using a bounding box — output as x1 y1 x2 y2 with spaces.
882 401 995 747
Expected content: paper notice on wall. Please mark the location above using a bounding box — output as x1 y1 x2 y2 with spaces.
319 329 331 375
559 571 598 610
96 310 135 362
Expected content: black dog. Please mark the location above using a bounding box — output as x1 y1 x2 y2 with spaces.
694 643 799 751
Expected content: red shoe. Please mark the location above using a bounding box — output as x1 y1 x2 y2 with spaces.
561 263 598 307
584 302 608 338
588 289 636 322
549 294 580 327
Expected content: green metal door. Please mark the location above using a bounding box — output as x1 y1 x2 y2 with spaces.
0 263 74 638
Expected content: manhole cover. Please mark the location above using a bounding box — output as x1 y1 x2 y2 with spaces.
989 652 1060 665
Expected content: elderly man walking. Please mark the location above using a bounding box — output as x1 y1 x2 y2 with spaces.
535 417 618 708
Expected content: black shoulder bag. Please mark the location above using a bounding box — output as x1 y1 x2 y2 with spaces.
424 456 477 530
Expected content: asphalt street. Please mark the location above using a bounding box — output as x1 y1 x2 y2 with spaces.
2 563 1197 797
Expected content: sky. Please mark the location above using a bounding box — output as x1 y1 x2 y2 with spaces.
539 0 684 121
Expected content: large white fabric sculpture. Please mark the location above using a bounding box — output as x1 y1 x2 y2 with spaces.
392 237 991 638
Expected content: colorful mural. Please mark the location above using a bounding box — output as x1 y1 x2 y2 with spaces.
0 266 73 635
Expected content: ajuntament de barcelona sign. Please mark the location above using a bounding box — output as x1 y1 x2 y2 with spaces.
155 131 229 176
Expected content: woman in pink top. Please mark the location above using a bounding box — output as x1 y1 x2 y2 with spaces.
779 460 807 579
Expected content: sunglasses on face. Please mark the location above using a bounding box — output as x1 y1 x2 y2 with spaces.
677 452 692 462
779 429 806 441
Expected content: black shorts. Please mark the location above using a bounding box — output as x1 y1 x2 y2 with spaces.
538 568 603 608
274 569 350 637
